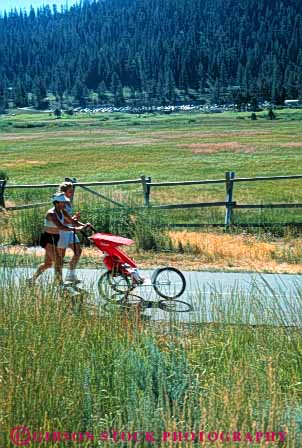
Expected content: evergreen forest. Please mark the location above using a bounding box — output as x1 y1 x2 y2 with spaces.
0 0 301 109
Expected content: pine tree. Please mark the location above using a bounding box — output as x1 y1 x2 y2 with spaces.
34 79 49 110
14 79 28 107
97 81 107 103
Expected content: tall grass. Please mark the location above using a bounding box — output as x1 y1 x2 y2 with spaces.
1 194 174 252
0 275 200 447
2 199 302 274
2 189 301 240
1 269 302 446
2 185 302 251
80 198 173 251
169 230 302 266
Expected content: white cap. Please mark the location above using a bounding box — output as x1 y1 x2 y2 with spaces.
52 193 70 203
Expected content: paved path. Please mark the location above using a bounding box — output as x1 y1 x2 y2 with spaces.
2 267 302 326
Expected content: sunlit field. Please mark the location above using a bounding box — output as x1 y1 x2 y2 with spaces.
1 109 302 271
1 109 301 198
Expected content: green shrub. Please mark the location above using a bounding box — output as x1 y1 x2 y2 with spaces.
132 210 172 251
267 108 276 120
0 170 9 181
250 112 257 120
13 121 48 128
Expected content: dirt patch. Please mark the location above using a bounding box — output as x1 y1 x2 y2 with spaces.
47 129 116 138
0 134 44 141
177 141 256 154
26 160 47 165
150 130 272 140
113 139 157 145
2 160 48 168
183 131 272 139
279 142 302 148
65 138 157 149
0 129 116 141
2 200 16 208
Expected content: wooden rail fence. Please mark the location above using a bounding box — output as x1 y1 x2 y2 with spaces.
1 172 302 228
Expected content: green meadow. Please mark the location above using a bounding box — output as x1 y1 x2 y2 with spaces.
0 109 301 187
0 108 302 234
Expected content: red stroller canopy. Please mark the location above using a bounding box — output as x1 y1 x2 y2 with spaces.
90 233 134 247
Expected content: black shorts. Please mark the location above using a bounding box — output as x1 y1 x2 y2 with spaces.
40 232 60 248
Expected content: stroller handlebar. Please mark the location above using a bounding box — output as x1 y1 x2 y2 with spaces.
79 225 96 239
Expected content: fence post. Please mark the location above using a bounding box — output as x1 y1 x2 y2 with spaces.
140 174 150 207
0 180 6 208
224 171 235 227
146 176 151 205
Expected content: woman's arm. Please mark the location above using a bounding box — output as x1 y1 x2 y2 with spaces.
62 209 77 224
62 209 90 228
48 211 84 231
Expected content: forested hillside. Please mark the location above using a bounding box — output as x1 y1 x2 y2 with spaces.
0 0 301 109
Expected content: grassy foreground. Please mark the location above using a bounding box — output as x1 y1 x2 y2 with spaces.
1 271 302 447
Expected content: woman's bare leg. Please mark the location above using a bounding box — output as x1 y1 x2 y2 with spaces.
68 243 82 270
65 243 82 282
53 247 64 284
29 244 55 283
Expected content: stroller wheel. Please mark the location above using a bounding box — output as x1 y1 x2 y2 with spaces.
151 267 186 299
98 271 132 302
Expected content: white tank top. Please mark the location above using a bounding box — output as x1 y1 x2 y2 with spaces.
44 207 65 229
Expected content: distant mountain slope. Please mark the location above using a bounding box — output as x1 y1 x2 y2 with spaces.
0 0 301 107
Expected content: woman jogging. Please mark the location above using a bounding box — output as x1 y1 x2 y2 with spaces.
27 193 89 285
56 181 85 283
